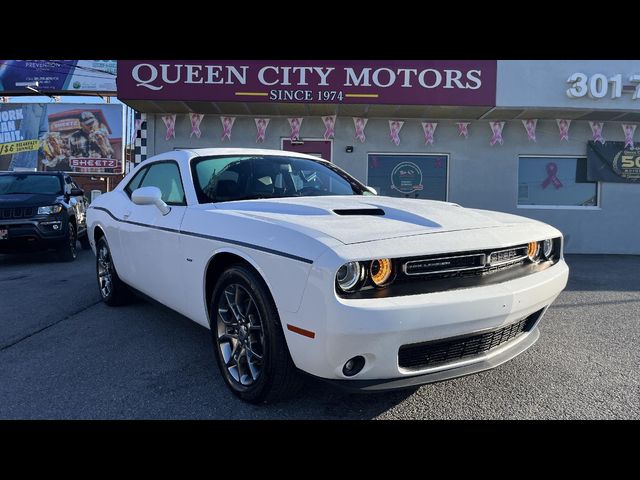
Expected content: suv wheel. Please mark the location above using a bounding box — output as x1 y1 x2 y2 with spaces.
58 221 78 262
79 232 91 250
210 265 304 404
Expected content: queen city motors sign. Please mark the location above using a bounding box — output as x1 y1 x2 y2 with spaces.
117 60 496 106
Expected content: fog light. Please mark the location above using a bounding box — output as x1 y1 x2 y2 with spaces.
342 356 365 377
40 221 62 231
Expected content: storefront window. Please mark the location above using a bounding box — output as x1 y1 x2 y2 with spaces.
518 156 598 207
367 154 448 201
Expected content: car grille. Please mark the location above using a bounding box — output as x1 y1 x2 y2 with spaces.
398 309 544 370
0 207 36 219
402 245 529 278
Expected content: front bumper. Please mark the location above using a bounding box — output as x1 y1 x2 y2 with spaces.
0 218 67 253
281 259 569 387
316 327 540 392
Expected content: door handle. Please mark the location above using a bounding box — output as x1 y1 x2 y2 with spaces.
123 211 131 219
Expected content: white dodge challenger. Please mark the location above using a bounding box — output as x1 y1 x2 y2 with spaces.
87 148 569 403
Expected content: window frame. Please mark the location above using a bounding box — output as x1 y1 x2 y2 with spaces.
365 152 450 202
125 160 187 206
516 154 601 210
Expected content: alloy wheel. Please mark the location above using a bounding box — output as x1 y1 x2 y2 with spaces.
216 283 265 387
97 244 113 299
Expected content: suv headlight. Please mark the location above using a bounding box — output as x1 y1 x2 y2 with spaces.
38 204 63 215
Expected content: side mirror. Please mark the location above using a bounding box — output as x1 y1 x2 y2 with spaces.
131 186 171 215
366 186 378 195
70 187 84 196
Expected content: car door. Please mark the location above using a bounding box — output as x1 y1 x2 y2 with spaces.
119 160 188 311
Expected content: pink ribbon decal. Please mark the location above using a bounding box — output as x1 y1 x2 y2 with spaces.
322 115 336 140
556 119 571 141
589 121 605 144
161 114 176 141
353 117 368 143
522 119 537 142
434 158 444 169
489 121 504 146
421 122 437 145
255 118 270 143
220 116 236 141
288 117 303 140
189 113 204 139
389 120 404 146
456 122 470 138
541 162 563 190
622 124 637 149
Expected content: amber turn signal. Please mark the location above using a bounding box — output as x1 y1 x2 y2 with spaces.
527 241 540 261
370 258 392 286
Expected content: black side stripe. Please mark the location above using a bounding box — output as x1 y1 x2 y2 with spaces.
90 206 314 264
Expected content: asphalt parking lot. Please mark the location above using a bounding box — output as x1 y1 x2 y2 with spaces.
0 250 638 419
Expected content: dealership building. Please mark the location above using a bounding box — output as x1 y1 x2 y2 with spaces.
117 60 640 254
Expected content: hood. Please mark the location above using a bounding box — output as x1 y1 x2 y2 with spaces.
0 192 60 207
210 196 534 245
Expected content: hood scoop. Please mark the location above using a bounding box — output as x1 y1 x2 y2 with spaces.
333 208 385 216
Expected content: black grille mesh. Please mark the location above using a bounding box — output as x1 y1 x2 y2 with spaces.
1 207 36 219
398 309 543 370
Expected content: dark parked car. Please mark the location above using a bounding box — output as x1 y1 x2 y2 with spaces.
0 171 90 261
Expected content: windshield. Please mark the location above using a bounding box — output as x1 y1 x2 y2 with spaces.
191 155 371 204
0 174 63 195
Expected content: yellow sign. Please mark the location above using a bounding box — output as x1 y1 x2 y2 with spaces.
0 139 40 156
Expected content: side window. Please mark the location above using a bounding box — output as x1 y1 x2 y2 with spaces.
139 162 186 205
124 166 148 197
518 156 597 207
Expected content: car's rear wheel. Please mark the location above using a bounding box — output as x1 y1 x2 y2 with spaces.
210 265 303 404
57 221 77 262
96 236 130 306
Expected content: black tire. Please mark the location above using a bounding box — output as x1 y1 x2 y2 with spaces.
96 236 131 306
57 221 78 262
210 265 304 404
79 231 91 250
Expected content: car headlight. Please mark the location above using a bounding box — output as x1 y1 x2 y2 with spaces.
370 258 392 287
336 261 363 292
38 204 63 215
541 238 553 259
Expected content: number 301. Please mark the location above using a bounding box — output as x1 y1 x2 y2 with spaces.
567 72 640 100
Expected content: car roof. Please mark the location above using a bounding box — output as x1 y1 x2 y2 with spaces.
176 147 330 163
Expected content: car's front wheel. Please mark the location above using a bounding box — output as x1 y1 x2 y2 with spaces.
57 221 77 262
96 236 131 306
210 265 303 404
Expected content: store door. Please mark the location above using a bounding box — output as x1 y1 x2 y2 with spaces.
281 139 332 161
